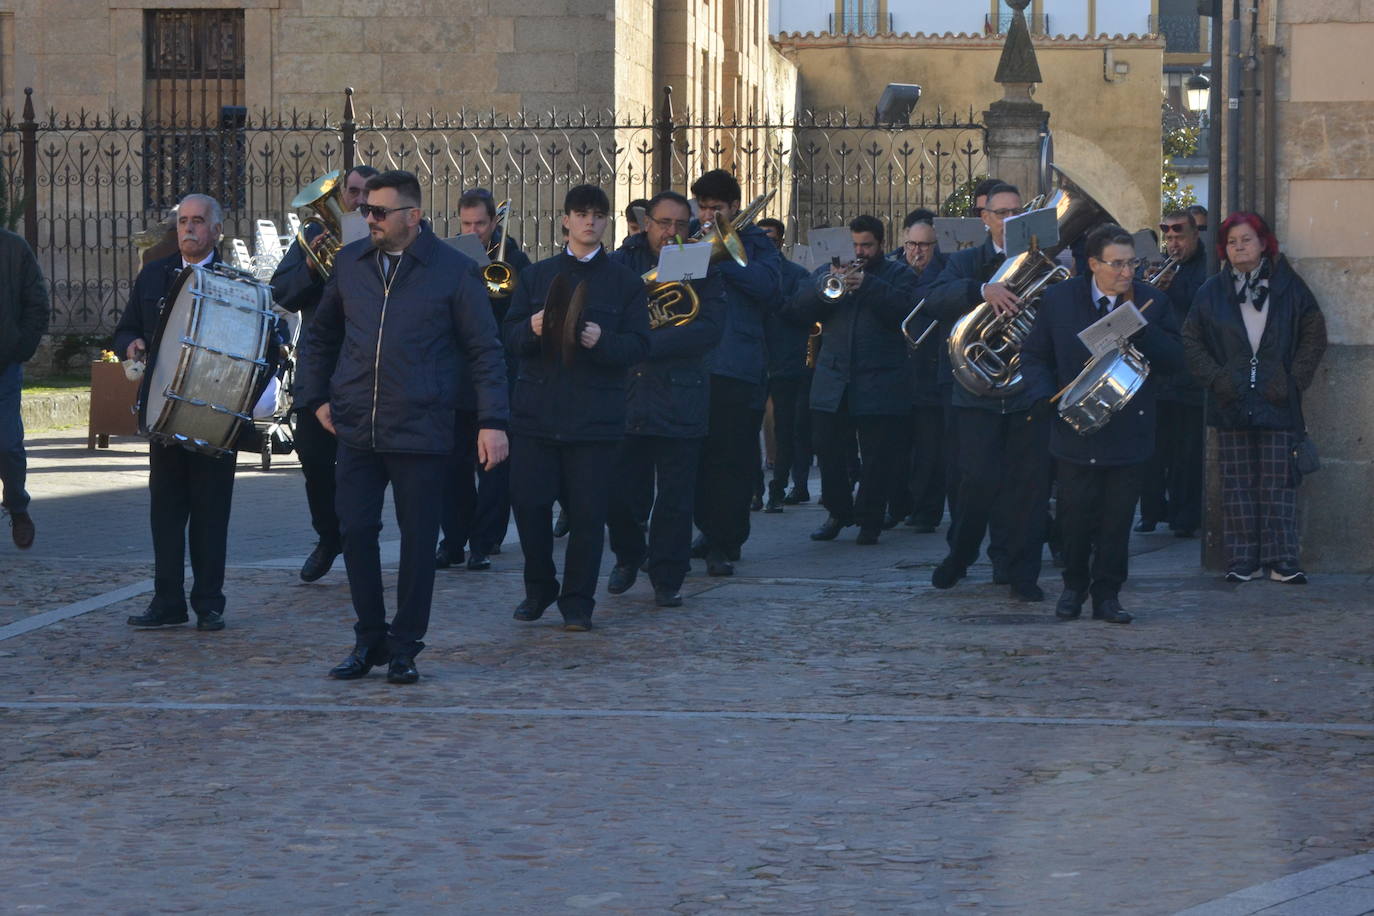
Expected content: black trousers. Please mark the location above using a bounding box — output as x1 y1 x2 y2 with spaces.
1139 401 1203 532
767 374 813 497
511 435 618 620
607 434 703 593
944 407 1050 586
941 395 960 521
148 442 236 615
335 444 446 657
695 376 764 556
906 404 946 526
1056 460 1144 604
886 411 916 521
812 403 906 531
438 410 479 555
293 407 340 551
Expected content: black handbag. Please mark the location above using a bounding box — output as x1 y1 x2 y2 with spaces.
1291 396 1320 480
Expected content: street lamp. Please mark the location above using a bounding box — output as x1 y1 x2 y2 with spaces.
1185 71 1211 113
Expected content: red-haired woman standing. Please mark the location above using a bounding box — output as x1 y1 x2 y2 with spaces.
1182 212 1327 583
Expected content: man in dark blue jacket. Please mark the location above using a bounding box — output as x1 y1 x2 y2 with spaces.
297 170 509 684
788 215 918 545
0 226 48 550
606 191 725 606
271 164 377 583
435 187 534 573
504 184 651 631
1021 224 1185 624
922 183 1051 602
1135 209 1207 538
759 217 814 512
689 169 782 576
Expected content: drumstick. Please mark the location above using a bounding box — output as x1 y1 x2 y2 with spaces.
1049 298 1155 404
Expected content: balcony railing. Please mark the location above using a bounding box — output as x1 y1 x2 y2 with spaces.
1152 13 1204 52
829 10 894 34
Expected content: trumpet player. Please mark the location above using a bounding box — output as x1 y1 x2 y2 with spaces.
786 215 918 546
435 188 533 572
923 183 1051 601
604 191 726 606
1020 224 1185 624
271 164 377 583
689 169 781 577
1135 209 1208 538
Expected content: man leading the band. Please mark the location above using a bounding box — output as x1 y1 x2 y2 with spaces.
1021 224 1185 624
922 183 1050 602
271 164 378 583
606 190 725 606
504 184 651 631
298 169 509 684
1135 209 1208 538
787 215 918 545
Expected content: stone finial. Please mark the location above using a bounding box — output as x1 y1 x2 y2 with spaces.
994 1 1042 88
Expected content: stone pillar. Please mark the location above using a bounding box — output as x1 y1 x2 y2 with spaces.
982 0 1049 195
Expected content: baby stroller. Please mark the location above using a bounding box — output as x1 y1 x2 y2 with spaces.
251 306 299 470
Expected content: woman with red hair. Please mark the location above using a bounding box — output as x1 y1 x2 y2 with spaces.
1182 212 1327 583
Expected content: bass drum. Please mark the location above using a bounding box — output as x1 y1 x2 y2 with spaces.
1057 346 1150 436
137 264 277 455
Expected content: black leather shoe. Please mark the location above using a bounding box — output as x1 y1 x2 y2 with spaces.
855 527 880 545
1134 519 1157 533
127 606 189 628
330 647 376 679
607 563 638 595
750 494 764 512
764 495 784 513
553 510 570 538
9 510 34 549
654 588 683 607
690 533 709 559
810 516 846 541
300 542 340 582
513 596 553 621
783 488 810 505
562 616 593 632
435 545 462 569
705 550 734 577
195 611 226 631
386 656 419 684
1010 583 1045 602
1092 598 1133 624
1056 589 1086 620
931 561 965 590
466 552 491 571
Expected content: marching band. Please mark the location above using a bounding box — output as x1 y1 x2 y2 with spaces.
121 161 1328 683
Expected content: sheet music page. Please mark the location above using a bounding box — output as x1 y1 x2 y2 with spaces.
806 227 853 266
1077 301 1147 360
655 241 713 283
444 232 491 265
339 210 369 246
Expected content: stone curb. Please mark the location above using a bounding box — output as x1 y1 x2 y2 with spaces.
20 388 88 431
1175 852 1374 915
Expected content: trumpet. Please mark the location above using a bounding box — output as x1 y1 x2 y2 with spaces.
290 170 346 280
819 257 866 300
1148 255 1180 291
482 199 518 299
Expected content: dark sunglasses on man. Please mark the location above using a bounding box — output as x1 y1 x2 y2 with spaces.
359 204 417 221
1159 220 1193 236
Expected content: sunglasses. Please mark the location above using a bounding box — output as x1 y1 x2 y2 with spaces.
1159 222 1192 235
359 204 416 221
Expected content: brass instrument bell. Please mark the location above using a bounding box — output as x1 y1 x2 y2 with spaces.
482 199 518 299
290 170 347 280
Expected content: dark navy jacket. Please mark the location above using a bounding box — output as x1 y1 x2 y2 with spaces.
503 247 651 442
1182 257 1327 432
702 222 782 391
1020 277 1185 467
1140 246 1207 406
0 229 47 367
924 236 1037 414
787 255 918 417
295 225 509 455
764 257 813 380
610 235 726 438
901 249 949 408
115 251 222 360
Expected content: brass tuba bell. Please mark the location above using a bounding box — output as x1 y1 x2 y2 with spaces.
290 170 347 280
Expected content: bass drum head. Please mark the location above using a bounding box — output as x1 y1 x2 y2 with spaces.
136 266 198 439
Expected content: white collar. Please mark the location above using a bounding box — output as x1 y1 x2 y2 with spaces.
181 251 215 269
1090 281 1118 308
565 244 602 263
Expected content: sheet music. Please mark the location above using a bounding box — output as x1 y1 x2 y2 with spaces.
655 240 713 283
807 227 852 265
1002 206 1059 259
338 210 369 246
444 232 491 265
932 217 985 251
1077 301 1148 360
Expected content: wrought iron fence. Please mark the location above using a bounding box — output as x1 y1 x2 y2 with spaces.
1 89 985 336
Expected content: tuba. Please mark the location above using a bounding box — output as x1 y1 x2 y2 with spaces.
482 199 518 299
947 165 1119 397
290 170 346 280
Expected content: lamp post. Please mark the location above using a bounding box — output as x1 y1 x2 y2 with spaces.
1185 72 1211 118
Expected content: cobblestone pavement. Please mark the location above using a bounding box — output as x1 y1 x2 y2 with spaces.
2 431 1372 914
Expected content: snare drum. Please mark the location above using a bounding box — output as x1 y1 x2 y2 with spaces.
1057 345 1150 436
137 264 277 455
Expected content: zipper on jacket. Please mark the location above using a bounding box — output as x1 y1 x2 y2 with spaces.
371 251 399 448
1249 355 1258 388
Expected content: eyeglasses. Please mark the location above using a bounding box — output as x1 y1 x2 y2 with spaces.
1095 257 1143 272
358 204 416 221
652 217 691 232
903 241 936 250
1159 222 1192 235
985 208 1019 218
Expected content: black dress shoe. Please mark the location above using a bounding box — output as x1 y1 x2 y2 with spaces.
810 516 847 541
1092 598 1133 624
553 510 570 538
607 563 639 594
855 527 880 545
750 494 764 512
1056 588 1086 620
435 545 462 569
513 596 553 621
1134 519 1158 533
1010 583 1045 602
690 533 709 559
654 588 683 607
930 561 964 590
9 510 34 549
562 616 593 632
783 488 810 505
300 542 340 582
705 550 734 577
195 611 226 631
387 656 420 684
127 606 189 628
329 647 376 680
466 552 491 571
764 495 784 513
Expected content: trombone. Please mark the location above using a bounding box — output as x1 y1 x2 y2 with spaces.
482 199 517 299
901 298 940 349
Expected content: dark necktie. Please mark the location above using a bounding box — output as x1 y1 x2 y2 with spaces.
1098 295 1111 314
382 253 399 281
